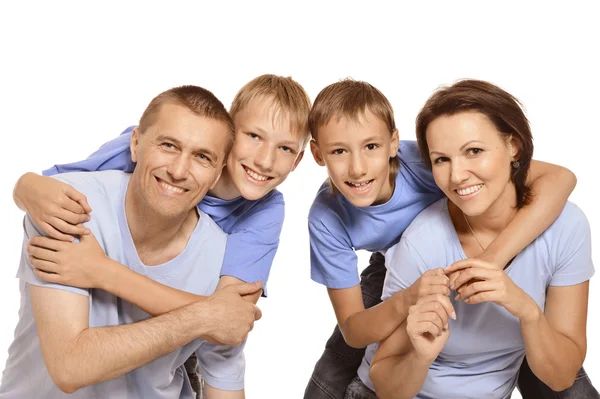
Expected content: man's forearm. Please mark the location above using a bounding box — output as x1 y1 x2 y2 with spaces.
521 308 584 391
53 301 210 393
342 291 412 348
482 169 575 266
371 350 430 399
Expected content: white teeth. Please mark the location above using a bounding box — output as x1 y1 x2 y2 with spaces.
159 181 185 194
245 167 269 181
457 184 483 196
347 180 372 191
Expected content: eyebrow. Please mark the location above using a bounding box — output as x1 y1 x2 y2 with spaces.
326 135 383 148
156 134 219 162
244 125 301 148
430 140 485 156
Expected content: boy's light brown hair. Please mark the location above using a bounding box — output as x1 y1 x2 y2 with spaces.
309 79 400 195
138 85 235 154
229 74 312 147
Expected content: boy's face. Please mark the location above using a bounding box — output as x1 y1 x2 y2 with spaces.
311 110 399 207
226 96 305 200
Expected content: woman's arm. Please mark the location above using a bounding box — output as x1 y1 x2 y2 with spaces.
520 283 588 391
480 161 576 267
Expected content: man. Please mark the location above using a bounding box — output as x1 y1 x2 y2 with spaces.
0 85 262 398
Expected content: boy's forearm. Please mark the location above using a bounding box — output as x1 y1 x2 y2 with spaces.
100 257 206 316
371 350 430 399
53 301 213 393
13 172 35 211
342 291 412 348
482 168 575 267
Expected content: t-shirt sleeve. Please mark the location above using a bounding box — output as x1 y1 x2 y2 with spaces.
382 237 431 300
43 126 136 176
309 218 358 289
196 341 245 391
399 140 442 196
16 214 89 297
549 203 595 286
219 200 284 295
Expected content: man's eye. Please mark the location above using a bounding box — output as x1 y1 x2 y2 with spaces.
162 143 175 149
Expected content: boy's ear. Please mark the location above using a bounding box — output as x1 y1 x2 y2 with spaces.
310 139 326 166
290 151 305 172
131 127 141 163
390 129 400 158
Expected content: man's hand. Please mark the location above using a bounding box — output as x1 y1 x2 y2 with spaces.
202 281 263 346
405 268 451 305
15 173 92 241
27 233 107 289
406 294 453 363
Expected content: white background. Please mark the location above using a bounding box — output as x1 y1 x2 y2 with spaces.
1 2 598 398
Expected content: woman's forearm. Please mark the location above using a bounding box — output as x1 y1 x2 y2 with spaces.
100 258 206 316
520 306 584 391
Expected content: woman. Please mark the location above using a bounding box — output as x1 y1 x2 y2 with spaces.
366 79 595 398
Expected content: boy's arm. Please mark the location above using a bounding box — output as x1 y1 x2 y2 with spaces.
204 384 244 399
481 160 576 266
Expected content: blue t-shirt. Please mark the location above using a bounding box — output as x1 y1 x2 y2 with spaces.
309 140 443 289
42 126 283 294
0 171 245 398
357 198 594 399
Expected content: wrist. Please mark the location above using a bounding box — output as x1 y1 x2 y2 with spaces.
394 288 414 315
411 349 436 367
519 298 542 326
98 257 121 291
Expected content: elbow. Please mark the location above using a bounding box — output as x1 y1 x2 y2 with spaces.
370 363 403 399
563 167 577 191
47 363 84 394
546 375 577 393
341 332 365 349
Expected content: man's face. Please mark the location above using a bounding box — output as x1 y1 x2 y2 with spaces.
130 102 230 218
226 96 306 200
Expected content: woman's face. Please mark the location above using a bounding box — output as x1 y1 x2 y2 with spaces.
425 111 519 217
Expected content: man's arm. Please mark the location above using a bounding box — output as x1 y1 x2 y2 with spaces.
481 160 576 266
31 284 217 393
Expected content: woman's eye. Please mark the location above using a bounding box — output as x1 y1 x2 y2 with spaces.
467 148 483 156
433 157 448 164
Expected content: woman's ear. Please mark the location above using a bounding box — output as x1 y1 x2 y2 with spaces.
508 135 520 161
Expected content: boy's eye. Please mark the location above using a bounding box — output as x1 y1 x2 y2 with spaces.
281 146 292 153
332 149 346 155
248 133 260 140
366 144 379 150
467 148 483 156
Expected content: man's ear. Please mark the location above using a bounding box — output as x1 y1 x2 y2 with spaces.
290 150 305 172
131 127 141 163
310 139 325 167
390 129 400 158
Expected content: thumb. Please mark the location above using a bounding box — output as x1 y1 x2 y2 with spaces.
229 281 263 296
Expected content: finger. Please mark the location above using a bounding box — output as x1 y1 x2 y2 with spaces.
50 217 91 236
33 268 63 284
29 235 65 251
424 284 451 297
414 320 442 337
29 257 59 273
464 291 498 305
445 258 494 274
27 245 59 263
423 275 451 287
417 295 456 320
65 188 92 213
452 268 498 291
416 305 448 331
57 208 91 225
39 222 75 242
447 270 462 288
229 281 264 296
254 305 262 321
457 281 500 301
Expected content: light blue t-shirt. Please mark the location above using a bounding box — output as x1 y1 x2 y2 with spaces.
357 198 594 399
42 126 284 294
0 171 245 398
309 140 443 289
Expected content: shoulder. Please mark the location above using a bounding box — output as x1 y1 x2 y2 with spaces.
542 201 591 244
198 210 228 240
52 170 128 196
398 140 423 163
402 198 450 240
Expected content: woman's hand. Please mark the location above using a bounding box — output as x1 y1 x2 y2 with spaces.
446 259 538 321
405 267 451 305
15 173 92 241
27 233 109 289
406 294 453 363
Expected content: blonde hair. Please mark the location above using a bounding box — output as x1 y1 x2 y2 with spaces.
138 85 234 154
309 79 400 194
230 74 312 147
